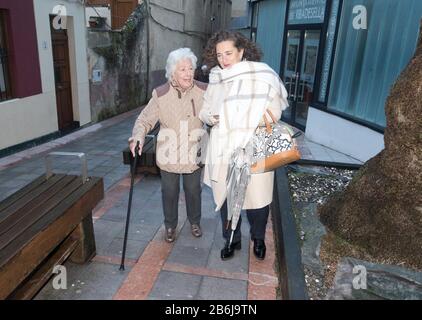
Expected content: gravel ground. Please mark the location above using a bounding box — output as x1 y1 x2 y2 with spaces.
287 164 357 300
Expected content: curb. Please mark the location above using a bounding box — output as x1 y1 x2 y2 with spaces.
271 166 308 300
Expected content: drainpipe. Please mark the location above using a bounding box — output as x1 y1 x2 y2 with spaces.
144 0 151 97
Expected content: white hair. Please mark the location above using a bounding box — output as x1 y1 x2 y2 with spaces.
165 48 197 80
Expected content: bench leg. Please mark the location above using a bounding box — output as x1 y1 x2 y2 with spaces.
69 214 96 264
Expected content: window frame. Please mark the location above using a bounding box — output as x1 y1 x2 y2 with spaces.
0 9 13 102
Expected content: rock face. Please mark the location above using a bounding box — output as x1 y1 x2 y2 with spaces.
326 258 422 300
319 25 422 269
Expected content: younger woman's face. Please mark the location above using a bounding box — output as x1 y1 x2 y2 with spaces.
216 40 244 69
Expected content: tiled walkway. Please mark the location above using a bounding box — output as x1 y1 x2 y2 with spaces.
0 107 361 300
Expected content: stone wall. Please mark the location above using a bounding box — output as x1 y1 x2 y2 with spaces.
87 1 231 122
87 4 148 122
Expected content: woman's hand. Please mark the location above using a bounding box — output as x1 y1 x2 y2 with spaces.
210 115 220 125
130 141 143 158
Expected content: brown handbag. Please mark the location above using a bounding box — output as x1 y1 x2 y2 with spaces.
250 110 301 174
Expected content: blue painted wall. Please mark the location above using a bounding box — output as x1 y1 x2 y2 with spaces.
328 0 422 127
255 0 287 73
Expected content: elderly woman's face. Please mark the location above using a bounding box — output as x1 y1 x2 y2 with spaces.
216 40 244 69
172 58 194 90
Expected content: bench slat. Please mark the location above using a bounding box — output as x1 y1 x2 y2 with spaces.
0 176 81 251
0 177 103 299
0 175 47 213
0 176 76 235
0 176 102 267
7 235 79 300
0 174 65 225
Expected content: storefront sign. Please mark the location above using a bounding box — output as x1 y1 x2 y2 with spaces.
288 0 327 25
319 0 340 102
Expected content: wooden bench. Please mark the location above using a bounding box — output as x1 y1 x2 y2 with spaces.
0 152 104 300
122 124 160 175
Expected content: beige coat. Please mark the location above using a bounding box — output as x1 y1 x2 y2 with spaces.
199 81 284 210
130 81 207 174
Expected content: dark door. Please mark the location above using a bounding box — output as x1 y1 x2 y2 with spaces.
282 29 321 129
50 15 74 131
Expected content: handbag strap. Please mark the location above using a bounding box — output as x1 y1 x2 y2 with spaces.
261 109 278 134
260 109 297 144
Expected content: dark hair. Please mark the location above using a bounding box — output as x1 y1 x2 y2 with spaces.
202 30 262 70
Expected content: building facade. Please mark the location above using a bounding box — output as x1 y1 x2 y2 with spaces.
232 0 422 162
0 0 91 154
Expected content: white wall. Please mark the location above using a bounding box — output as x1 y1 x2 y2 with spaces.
305 107 385 162
0 0 91 151
35 0 91 126
0 94 58 150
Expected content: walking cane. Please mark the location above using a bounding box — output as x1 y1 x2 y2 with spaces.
119 141 140 271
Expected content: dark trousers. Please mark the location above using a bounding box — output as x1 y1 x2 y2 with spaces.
220 201 270 244
160 169 202 229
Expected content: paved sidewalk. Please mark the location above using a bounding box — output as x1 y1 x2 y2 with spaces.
0 107 360 300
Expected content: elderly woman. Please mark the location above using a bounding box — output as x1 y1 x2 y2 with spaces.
129 48 208 243
199 31 288 261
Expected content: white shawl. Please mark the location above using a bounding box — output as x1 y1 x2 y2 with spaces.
208 61 288 166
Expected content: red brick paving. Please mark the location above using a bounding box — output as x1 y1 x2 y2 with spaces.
247 217 278 300
113 240 174 300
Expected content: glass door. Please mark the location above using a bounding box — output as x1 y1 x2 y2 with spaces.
282 30 301 121
282 29 321 129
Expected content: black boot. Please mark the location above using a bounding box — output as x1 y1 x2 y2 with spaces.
253 239 266 260
220 241 241 260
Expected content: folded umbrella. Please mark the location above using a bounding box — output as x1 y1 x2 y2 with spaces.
225 147 252 246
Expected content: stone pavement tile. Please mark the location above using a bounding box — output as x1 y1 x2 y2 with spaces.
100 206 128 222
15 173 46 181
0 187 20 202
207 245 249 275
90 165 115 175
35 262 130 300
174 218 217 249
167 245 211 268
104 238 149 260
132 208 165 227
93 219 125 254
0 179 31 189
197 276 248 300
116 222 160 242
147 271 202 300
208 223 250 275
3 165 31 174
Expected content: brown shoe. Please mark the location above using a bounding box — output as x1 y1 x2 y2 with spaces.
165 228 176 243
191 224 202 237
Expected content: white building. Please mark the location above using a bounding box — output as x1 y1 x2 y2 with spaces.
0 0 91 154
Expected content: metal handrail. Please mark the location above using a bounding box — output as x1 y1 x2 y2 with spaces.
45 152 88 183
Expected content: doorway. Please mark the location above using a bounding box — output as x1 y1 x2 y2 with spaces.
50 15 75 132
282 28 321 129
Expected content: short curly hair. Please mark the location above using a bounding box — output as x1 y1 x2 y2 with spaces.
165 48 197 80
202 31 262 70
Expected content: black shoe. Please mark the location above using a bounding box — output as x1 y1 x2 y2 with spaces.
220 241 241 260
253 239 266 260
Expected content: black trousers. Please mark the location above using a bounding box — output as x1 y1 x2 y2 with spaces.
160 169 202 229
220 201 270 244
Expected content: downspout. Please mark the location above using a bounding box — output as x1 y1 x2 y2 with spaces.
144 0 150 97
